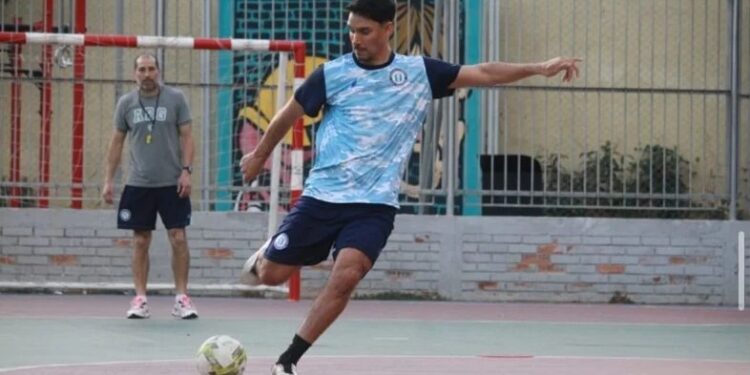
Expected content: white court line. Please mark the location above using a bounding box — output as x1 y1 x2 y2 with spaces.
0 316 746 327
0 359 189 373
739 231 745 311
534 355 750 364
338 318 750 327
2 354 750 372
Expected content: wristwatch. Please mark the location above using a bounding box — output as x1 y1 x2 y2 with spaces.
182 166 193 174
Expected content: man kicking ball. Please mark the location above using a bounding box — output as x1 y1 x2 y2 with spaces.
239 1 581 373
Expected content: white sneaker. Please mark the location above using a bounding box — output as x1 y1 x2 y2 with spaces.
172 295 199 319
126 296 150 319
271 364 297 375
240 240 270 286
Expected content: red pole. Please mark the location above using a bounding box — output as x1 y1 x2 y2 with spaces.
71 0 86 208
287 43 306 302
8 18 23 208
38 0 54 208
287 117 302 301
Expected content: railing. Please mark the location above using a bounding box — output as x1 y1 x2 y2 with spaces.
0 0 747 219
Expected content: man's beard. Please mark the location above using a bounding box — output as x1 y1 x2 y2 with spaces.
139 79 158 93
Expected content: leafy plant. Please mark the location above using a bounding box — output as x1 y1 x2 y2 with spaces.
625 145 691 208
539 142 726 219
542 141 630 213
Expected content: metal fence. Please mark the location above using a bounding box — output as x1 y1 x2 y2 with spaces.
0 0 747 219
428 0 748 219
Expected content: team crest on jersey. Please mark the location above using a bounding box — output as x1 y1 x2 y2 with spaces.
273 233 289 250
119 209 132 222
389 69 407 86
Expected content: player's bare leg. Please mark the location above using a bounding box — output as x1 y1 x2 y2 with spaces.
167 228 190 295
168 227 198 319
298 248 371 342
127 230 152 318
272 248 371 374
132 230 152 295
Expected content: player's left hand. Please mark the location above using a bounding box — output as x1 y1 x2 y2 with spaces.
177 172 192 198
540 57 582 82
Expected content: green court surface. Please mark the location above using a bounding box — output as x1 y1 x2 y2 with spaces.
1 295 749 374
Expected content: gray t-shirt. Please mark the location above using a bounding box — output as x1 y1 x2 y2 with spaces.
114 85 191 187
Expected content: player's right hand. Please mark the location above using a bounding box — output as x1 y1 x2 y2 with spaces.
240 152 265 183
102 182 114 204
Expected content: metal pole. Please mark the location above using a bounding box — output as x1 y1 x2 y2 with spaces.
268 52 288 238
201 0 211 210
9 18 22 208
728 0 740 220
418 0 443 214
114 0 124 99
155 0 166 78
445 0 456 216
288 42 307 302
216 0 234 210
57 0 65 33
39 0 54 208
71 0 85 209
463 0 482 216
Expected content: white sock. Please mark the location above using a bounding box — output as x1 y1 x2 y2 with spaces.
176 294 187 301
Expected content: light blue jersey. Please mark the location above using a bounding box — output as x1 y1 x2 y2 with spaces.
294 53 460 207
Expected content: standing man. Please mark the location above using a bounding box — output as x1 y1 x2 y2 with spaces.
103 53 198 320
240 0 581 373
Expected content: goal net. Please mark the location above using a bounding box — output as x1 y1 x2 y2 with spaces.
0 31 305 299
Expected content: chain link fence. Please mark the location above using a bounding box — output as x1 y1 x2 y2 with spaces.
1 0 747 219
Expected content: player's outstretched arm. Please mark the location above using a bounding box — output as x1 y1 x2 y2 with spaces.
240 97 305 182
449 57 581 88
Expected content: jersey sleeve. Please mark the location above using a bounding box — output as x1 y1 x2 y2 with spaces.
293 65 326 117
423 57 461 99
114 96 129 132
175 90 192 126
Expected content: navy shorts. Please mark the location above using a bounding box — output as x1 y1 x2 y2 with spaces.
263 196 396 266
117 185 191 230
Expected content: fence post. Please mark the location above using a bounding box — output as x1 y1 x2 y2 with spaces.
462 0 482 216
728 0 740 220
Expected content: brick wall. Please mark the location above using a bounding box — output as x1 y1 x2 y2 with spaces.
0 208 747 305
0 209 267 287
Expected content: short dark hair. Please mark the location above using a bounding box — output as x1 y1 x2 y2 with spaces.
133 53 160 70
346 0 396 24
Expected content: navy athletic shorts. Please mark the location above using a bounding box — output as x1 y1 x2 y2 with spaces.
263 196 397 266
117 185 191 230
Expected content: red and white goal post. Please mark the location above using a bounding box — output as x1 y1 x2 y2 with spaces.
0 31 305 300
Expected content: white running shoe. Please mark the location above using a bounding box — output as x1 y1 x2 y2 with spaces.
126 296 150 319
172 295 199 319
240 239 270 286
271 364 297 375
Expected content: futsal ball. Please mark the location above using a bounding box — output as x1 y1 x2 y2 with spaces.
196 335 247 375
